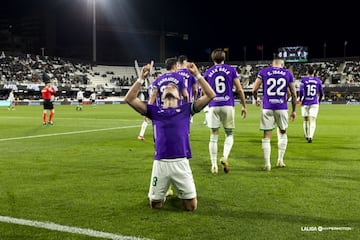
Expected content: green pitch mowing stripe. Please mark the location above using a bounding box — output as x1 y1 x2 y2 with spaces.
0 125 139 142
0 104 359 240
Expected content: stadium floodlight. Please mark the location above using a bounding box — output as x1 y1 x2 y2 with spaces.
92 0 96 63
344 40 348 59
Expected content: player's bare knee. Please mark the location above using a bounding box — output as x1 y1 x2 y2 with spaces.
150 200 163 209
183 199 197 211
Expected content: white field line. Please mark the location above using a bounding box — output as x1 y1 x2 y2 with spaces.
0 215 154 240
0 125 139 142
1 116 142 122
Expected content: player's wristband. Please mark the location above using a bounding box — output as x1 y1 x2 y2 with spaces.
195 73 202 81
136 78 144 85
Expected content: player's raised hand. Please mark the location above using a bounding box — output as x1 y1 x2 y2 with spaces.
140 64 151 79
186 62 200 76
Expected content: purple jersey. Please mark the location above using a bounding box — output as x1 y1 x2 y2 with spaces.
204 64 238 107
299 76 323 105
178 68 197 102
145 103 194 160
151 72 186 106
257 66 294 110
147 83 157 105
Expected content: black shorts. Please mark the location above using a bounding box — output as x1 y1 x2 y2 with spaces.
43 99 54 110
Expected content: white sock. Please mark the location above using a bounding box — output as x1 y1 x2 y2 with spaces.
277 134 288 163
277 127 281 142
209 134 218 166
303 121 309 138
262 138 271 166
139 121 148 136
309 119 316 139
223 134 234 160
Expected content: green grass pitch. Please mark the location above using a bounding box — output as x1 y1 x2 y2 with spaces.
0 103 359 240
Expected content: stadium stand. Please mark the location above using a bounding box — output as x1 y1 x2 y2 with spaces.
1 52 360 104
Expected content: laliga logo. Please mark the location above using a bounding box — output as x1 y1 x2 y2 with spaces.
301 226 352 232
301 226 319 232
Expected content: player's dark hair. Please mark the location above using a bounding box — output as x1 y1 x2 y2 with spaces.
165 57 178 70
177 55 188 63
307 65 315 75
154 71 162 76
211 48 225 64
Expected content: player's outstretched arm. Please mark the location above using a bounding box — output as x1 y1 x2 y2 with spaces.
124 64 151 115
186 62 215 112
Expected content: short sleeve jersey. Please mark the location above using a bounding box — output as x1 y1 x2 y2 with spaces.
151 72 187 106
257 66 294 110
299 76 323 105
177 68 197 102
145 103 194 160
204 64 238 107
77 91 84 100
41 86 56 100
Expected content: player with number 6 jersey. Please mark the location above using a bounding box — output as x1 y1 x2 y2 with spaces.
203 48 247 174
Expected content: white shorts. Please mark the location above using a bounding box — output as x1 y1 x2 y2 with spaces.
148 158 196 201
207 106 235 129
203 105 209 113
301 104 319 118
260 109 288 131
